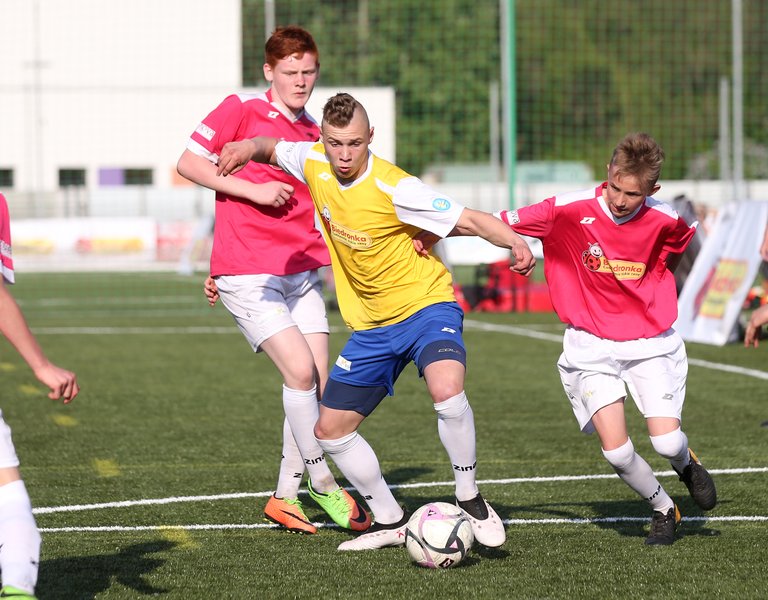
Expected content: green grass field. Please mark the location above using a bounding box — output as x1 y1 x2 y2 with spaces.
2 272 766 599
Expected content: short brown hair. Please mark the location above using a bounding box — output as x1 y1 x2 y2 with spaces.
322 93 367 128
265 26 318 67
610 132 665 191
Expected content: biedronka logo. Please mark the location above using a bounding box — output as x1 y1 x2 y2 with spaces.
321 206 372 249
581 242 645 280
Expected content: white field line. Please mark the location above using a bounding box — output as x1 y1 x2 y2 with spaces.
35 467 768 532
38 513 768 533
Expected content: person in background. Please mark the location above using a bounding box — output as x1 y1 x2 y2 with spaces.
0 192 80 599
494 133 717 545
215 92 536 551
745 220 768 349
744 304 768 347
177 27 369 535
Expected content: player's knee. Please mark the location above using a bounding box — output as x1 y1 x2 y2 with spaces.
313 413 359 441
649 427 687 460
602 438 636 471
313 419 332 441
283 367 316 391
428 380 464 403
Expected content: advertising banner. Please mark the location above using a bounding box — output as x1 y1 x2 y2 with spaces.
675 201 768 345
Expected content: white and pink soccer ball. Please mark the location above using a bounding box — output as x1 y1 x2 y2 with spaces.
405 502 474 569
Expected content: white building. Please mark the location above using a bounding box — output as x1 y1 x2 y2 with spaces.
0 1 395 270
1 0 242 214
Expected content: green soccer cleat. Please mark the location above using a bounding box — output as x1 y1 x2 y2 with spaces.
0 586 37 599
307 480 371 531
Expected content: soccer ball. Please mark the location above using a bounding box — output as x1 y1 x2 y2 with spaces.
405 502 474 569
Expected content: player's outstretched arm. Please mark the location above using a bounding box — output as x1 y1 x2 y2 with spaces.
178 149 293 208
453 208 536 276
216 137 280 177
0 282 79 403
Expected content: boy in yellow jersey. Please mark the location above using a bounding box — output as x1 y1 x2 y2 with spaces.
216 93 535 551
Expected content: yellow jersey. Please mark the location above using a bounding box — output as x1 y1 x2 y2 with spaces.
276 140 463 330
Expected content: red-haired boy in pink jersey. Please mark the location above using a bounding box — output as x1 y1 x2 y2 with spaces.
177 27 369 534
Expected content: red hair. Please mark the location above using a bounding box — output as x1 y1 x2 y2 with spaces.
265 26 319 67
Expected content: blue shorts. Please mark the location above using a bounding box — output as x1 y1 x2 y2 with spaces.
323 302 466 415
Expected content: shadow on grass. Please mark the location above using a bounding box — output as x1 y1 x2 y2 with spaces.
500 498 722 542
37 540 177 599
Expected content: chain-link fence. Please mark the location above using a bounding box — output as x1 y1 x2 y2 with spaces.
244 0 766 185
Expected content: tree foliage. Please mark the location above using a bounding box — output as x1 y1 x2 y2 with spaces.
242 0 767 179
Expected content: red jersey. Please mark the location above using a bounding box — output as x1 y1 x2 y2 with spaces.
186 90 330 276
0 193 14 284
499 184 696 340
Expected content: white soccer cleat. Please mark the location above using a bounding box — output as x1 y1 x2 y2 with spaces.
337 511 409 551
456 494 506 548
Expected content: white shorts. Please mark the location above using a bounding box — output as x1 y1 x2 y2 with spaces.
216 270 329 352
557 327 688 434
0 410 20 468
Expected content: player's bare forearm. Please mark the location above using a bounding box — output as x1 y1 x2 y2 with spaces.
0 283 79 402
454 208 536 275
179 148 292 207
0 283 48 372
178 150 259 199
217 137 279 176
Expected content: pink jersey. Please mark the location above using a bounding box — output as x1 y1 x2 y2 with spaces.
186 90 330 276
499 184 696 340
0 193 14 284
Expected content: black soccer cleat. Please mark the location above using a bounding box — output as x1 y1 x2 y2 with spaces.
675 448 717 511
645 504 681 546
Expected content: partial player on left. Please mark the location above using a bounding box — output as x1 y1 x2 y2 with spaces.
0 192 80 599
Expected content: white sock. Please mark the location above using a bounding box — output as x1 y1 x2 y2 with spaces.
0 480 40 594
649 428 690 473
434 392 478 502
282 385 335 492
602 438 674 513
274 417 305 499
316 432 403 524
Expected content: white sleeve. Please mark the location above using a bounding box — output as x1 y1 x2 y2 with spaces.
274 141 311 184
390 177 465 238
